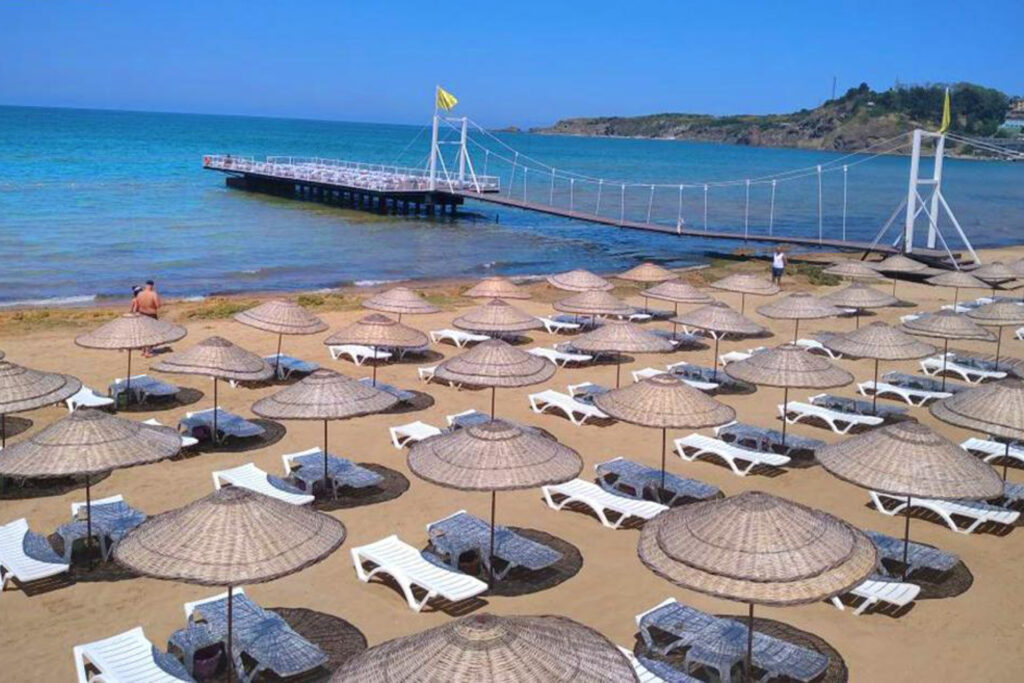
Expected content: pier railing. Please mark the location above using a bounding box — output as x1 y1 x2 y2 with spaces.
203 154 500 193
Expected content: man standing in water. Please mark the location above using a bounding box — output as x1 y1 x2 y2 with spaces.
132 279 162 356
771 246 787 285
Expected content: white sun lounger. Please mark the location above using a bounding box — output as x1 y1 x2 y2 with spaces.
73 626 193 683
1017 326 1024 341
779 401 883 434
212 463 314 505
429 329 490 347
920 356 1007 384
350 535 488 612
618 646 696 683
417 365 437 382
328 344 392 365
389 420 443 449
528 389 609 426
674 433 791 476
541 479 667 528
527 346 593 367
899 313 922 324
718 346 767 366
830 578 921 615
961 437 1024 467
109 374 180 403
869 490 1020 534
537 316 581 334
0 518 70 595
630 367 718 391
632 367 666 382
143 418 199 448
65 387 115 413
857 380 951 406
795 338 844 359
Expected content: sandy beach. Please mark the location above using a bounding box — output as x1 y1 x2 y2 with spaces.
2 246 1024 682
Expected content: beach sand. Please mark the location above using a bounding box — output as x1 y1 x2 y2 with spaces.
2 247 1024 682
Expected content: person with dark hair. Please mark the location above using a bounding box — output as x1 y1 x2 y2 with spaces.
131 279 162 356
771 246 788 285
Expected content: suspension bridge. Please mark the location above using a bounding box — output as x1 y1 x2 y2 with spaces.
203 101 1024 267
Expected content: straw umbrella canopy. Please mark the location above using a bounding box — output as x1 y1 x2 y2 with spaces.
970 262 1018 291
409 419 581 584
545 269 614 292
152 336 273 439
639 491 876 679
252 369 398 486
671 302 766 380
433 340 556 416
901 311 995 389
75 313 187 405
724 344 853 444
453 299 543 336
362 286 440 322
594 375 735 492
570 320 674 387
925 270 989 310
824 323 936 413
115 486 346 681
756 293 843 342
824 283 898 328
0 359 81 447
233 300 327 376
823 260 885 281
932 379 1024 480
708 273 779 313
1010 258 1024 278
618 262 676 313
875 254 928 297
0 409 180 559
329 612 635 682
967 302 1024 368
323 314 429 385
463 276 530 300
552 290 635 325
817 421 1004 576
645 279 714 338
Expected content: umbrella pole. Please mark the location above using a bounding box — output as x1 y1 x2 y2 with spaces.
490 386 496 418
781 387 789 446
872 359 879 414
892 277 898 298
855 309 861 329
615 358 621 388
488 491 496 587
324 419 330 486
275 334 283 378
372 345 378 386
740 292 746 315
85 474 93 570
745 603 754 682
1 413 5 448
953 287 959 311
212 378 219 444
902 496 912 582
995 327 1003 368
712 336 720 382
793 318 799 343
227 584 235 682
125 348 132 410
660 427 667 492
941 339 948 391
1003 441 1010 482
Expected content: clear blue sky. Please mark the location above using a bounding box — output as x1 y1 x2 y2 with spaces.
1 1 1019 127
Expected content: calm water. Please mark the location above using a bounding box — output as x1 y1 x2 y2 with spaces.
1 105 1022 306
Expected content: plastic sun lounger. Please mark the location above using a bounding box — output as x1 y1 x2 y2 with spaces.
869 490 1020 534
179 408 265 441
59 495 146 563
143 418 199 449
863 529 960 576
282 448 383 497
713 421 824 457
445 409 490 429
109 374 180 403
541 479 667 528
389 420 443 449
212 463 314 505
595 457 719 506
350 535 488 612
809 393 908 419
920 356 1007 384
65 387 115 413
328 344 393 365
882 371 968 394
567 381 610 401
961 437 1024 468
429 329 490 347
1017 326 1024 341
795 338 844 359
665 362 738 390
674 434 791 476
632 367 666 382
537 316 581 334
527 346 593 367
73 626 194 683
857 380 951 406
264 353 319 380
718 346 768 366
528 390 610 426
426 510 561 580
0 518 70 595
417 365 437 382
779 401 883 435
830 577 921 615
358 377 415 402
618 646 699 683
635 597 726 656
900 313 922 324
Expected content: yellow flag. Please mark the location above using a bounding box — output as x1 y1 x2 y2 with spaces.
436 85 458 112
938 88 951 134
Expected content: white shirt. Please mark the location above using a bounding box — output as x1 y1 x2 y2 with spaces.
772 252 786 268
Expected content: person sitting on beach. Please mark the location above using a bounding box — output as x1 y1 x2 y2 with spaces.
771 247 787 285
132 280 162 356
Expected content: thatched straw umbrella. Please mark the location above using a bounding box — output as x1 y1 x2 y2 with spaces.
932 379 1024 480
453 299 543 337
756 293 842 342
901 311 995 389
570 320 674 387
234 300 327 377
594 375 735 491
323 314 429 385
724 344 853 445
0 359 81 447
823 260 885 281
970 262 1019 296
545 269 613 292
646 279 715 339
817 421 1004 576
115 487 345 681
639 491 876 680
409 419 581 584
824 283 898 328
362 286 440 322
618 262 676 313
1010 258 1024 278
875 254 928 297
925 270 989 310
671 302 766 380
329 613 635 681
552 290 635 328
708 273 779 314
253 369 398 487
75 314 187 406
824 323 935 413
967 302 1024 368
463 276 530 300
152 336 273 439
434 340 555 417
0 410 180 560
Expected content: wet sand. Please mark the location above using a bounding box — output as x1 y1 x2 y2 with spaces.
2 247 1024 681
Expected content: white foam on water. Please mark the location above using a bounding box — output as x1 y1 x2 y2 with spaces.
0 294 98 308
353 279 399 287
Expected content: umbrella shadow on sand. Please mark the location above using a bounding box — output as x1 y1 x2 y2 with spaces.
390 350 445 366
116 387 204 413
183 419 287 455
0 471 111 501
313 464 410 512
381 390 435 415
0 415 33 440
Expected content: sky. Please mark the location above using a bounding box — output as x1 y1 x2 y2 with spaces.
1 1 1020 128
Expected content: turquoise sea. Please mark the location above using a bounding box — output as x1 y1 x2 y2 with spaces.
1 105 1022 306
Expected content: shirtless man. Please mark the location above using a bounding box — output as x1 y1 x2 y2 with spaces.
132 280 161 356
